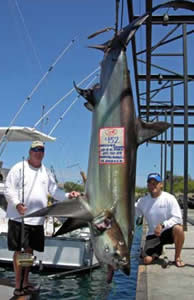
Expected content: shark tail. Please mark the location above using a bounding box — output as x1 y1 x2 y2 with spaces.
87 1 194 53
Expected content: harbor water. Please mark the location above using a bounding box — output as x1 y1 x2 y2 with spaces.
0 225 142 299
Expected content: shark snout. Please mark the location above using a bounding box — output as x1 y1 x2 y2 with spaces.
112 250 130 271
102 244 130 271
113 250 130 275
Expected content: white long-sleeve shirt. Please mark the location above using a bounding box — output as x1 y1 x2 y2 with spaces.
135 191 182 236
4 160 69 225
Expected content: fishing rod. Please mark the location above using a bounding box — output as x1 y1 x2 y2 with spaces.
16 157 35 291
0 37 76 153
33 66 100 129
48 263 99 280
48 74 98 135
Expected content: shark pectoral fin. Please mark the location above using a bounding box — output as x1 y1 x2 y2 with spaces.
73 81 96 106
136 118 170 145
53 218 88 237
20 196 93 222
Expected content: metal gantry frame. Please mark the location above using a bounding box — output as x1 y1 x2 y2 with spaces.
126 0 194 229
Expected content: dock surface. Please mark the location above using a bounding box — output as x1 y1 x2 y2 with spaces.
0 278 39 300
136 209 194 300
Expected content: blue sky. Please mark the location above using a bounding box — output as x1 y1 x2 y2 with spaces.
0 0 194 187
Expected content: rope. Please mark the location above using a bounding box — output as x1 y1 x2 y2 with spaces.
120 0 124 30
115 0 120 35
14 0 43 74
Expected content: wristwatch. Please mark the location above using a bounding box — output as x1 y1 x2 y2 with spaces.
160 223 165 229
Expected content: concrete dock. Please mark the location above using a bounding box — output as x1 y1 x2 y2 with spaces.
136 209 194 300
0 279 14 299
1 210 194 299
0 278 39 299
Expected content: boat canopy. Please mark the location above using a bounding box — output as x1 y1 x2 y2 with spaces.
0 126 56 142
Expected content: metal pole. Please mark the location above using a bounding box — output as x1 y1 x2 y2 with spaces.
170 82 174 195
183 24 188 231
164 111 168 190
160 133 163 180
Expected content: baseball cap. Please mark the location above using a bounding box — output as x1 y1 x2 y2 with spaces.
147 173 162 182
31 141 44 149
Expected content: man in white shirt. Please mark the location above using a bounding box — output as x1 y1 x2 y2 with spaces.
136 173 184 267
5 141 80 296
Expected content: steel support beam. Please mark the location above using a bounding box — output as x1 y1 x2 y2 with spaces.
133 15 194 25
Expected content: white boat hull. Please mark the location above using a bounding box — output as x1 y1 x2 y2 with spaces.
0 232 98 270
0 210 98 271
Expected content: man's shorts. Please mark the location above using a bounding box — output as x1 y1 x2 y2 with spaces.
8 219 44 252
143 227 174 258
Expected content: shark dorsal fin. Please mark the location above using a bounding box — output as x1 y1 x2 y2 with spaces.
136 118 170 145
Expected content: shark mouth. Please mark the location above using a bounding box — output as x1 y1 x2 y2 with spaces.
92 211 113 235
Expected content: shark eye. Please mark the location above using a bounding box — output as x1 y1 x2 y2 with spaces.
118 241 124 246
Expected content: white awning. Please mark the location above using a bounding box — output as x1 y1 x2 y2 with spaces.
0 127 56 142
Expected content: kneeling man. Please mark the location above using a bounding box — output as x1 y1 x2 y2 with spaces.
136 173 184 267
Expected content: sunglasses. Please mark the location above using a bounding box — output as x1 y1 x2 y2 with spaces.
31 147 45 153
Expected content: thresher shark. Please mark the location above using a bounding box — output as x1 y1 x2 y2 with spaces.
22 1 194 282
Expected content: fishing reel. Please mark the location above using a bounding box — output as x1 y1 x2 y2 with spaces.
17 252 36 267
17 251 43 271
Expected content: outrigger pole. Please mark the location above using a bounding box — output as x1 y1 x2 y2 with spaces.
0 38 76 147
48 74 98 135
33 66 100 129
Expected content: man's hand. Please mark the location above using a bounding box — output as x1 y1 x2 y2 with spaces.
16 203 27 215
68 191 80 199
154 224 163 236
